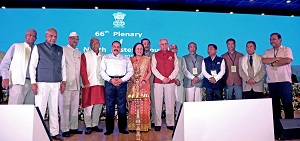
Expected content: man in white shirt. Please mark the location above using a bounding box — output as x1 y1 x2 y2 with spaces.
182 42 204 102
29 28 66 140
0 28 37 105
59 32 83 137
100 41 133 135
202 44 225 101
152 38 179 131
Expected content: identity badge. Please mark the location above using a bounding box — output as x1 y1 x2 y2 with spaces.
231 66 237 72
211 69 217 77
192 68 198 75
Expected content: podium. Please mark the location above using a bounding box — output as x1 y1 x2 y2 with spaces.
173 99 274 141
0 105 51 141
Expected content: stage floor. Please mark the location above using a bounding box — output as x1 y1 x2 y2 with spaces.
45 110 300 141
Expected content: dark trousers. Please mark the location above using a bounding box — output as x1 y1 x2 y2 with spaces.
243 89 263 99
268 82 294 120
205 88 223 101
104 81 128 132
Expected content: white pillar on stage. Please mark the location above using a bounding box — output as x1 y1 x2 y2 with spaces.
173 99 274 141
0 105 50 141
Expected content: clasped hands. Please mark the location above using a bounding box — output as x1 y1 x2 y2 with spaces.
110 78 123 86
209 77 217 84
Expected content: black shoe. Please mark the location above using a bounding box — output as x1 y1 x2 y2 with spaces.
129 130 135 132
92 126 103 132
167 126 174 130
52 134 63 140
62 132 70 137
104 131 113 135
69 129 83 134
119 130 129 134
151 123 155 127
154 126 161 131
85 127 92 134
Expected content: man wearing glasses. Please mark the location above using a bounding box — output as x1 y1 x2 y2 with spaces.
0 28 37 105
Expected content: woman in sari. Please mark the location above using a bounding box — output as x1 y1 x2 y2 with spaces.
127 43 151 132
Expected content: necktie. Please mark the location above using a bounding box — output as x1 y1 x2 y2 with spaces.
249 55 253 67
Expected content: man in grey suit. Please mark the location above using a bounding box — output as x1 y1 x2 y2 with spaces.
182 42 204 102
239 41 266 99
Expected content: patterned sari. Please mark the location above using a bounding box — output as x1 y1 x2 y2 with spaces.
127 56 151 131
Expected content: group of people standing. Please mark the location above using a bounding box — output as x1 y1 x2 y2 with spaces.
0 27 294 140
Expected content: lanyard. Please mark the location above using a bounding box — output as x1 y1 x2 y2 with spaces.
274 49 279 58
190 54 197 67
227 52 236 65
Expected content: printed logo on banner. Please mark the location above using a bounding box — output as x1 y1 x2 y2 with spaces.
113 12 126 28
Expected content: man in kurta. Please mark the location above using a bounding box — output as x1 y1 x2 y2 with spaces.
59 32 83 137
100 41 133 135
182 42 204 102
221 38 244 100
152 38 179 131
169 44 184 120
239 41 266 99
80 37 105 134
0 29 36 105
141 38 156 127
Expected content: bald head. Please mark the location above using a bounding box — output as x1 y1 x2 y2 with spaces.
25 28 37 47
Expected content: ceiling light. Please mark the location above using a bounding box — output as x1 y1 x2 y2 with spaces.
261 13 265 15
230 12 233 14
2 6 5 9
42 6 46 9
146 7 150 10
286 0 291 3
196 9 199 12
95 6 98 9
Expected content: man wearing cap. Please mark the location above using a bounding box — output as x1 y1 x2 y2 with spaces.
100 41 133 135
80 37 106 134
0 28 37 105
59 32 83 137
29 28 66 140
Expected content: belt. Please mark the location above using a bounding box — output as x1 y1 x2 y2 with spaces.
109 75 124 79
26 78 30 80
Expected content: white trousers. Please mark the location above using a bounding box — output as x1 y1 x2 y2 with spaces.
8 79 34 104
35 82 60 136
185 87 203 102
58 90 80 132
84 104 103 128
154 83 175 126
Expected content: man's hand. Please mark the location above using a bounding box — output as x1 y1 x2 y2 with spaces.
162 77 170 84
248 78 256 85
2 79 9 89
209 77 216 84
116 78 123 85
175 79 181 86
191 77 199 84
60 82 66 94
83 83 90 88
31 83 38 95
